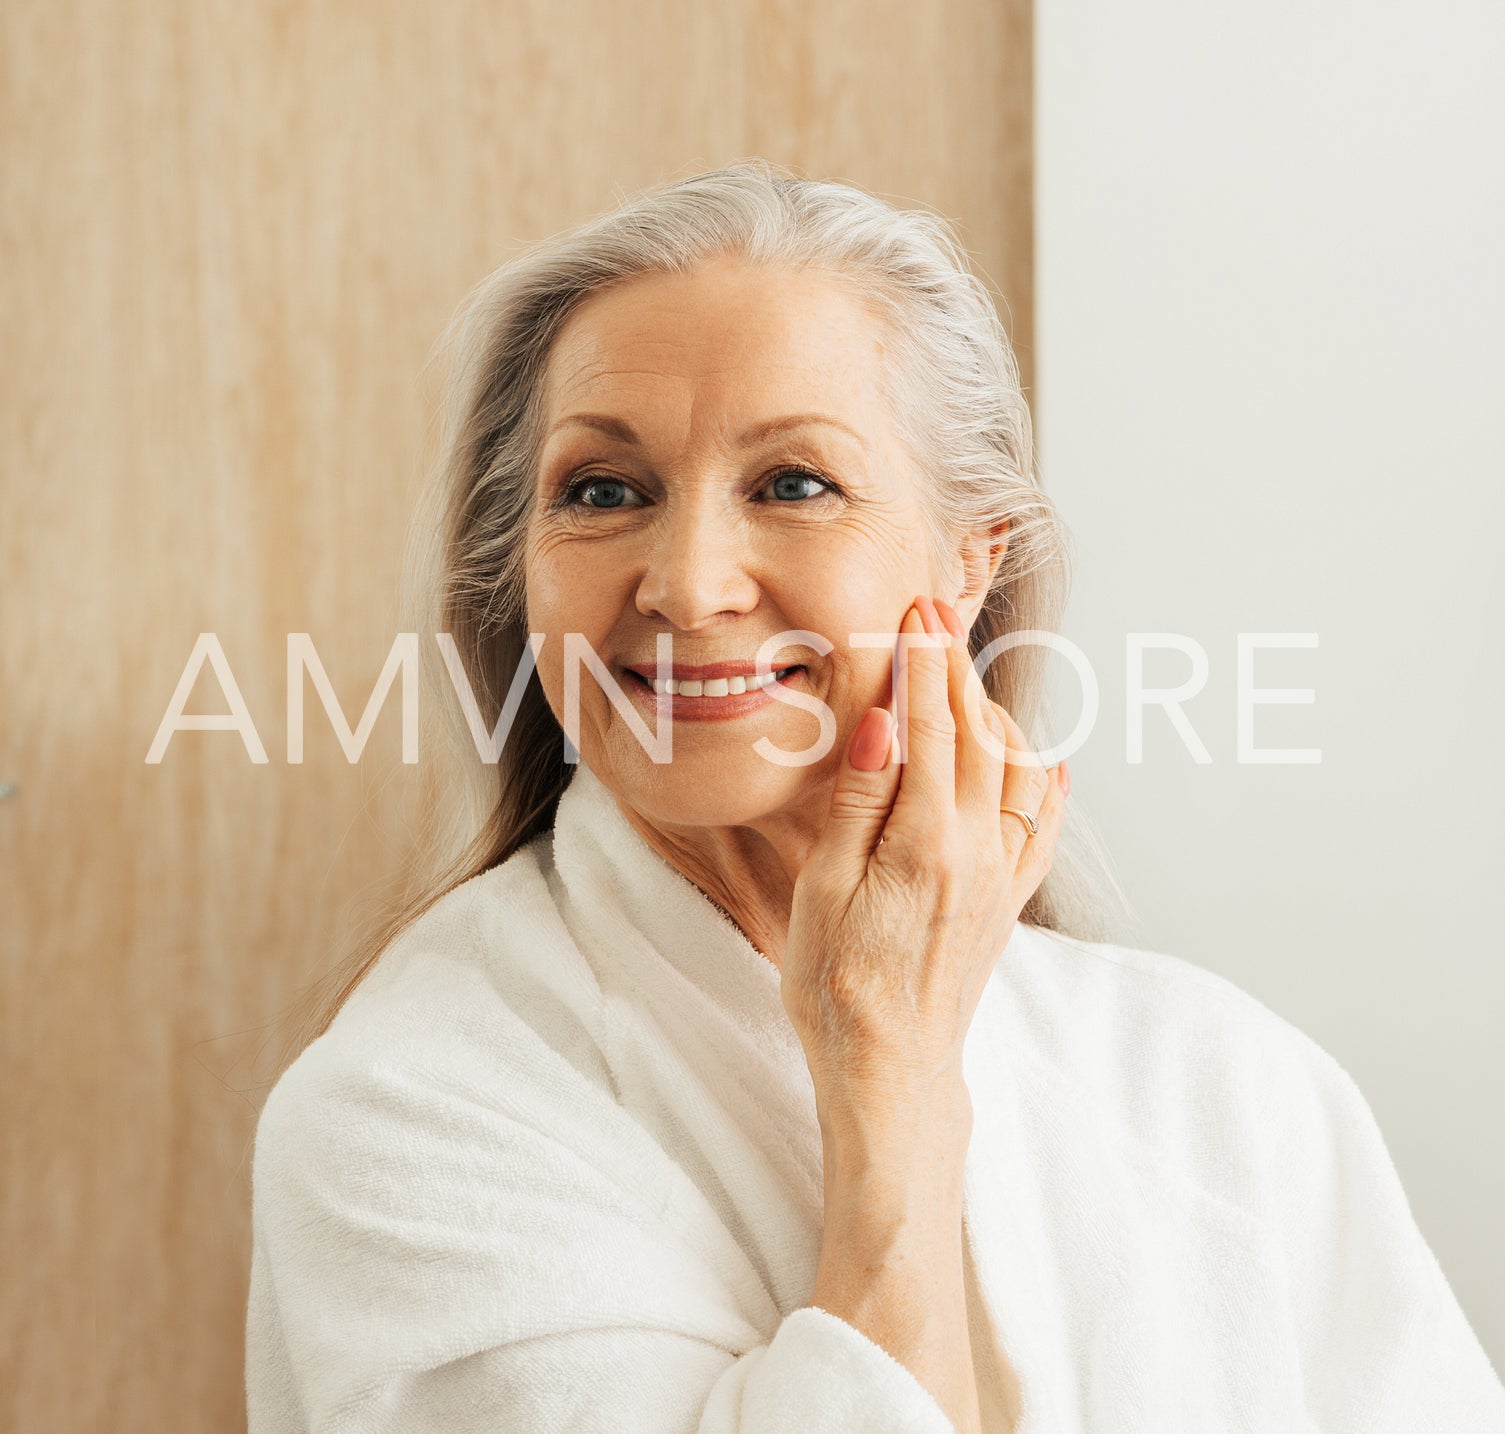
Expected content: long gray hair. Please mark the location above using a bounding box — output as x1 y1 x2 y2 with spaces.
287 157 1134 1060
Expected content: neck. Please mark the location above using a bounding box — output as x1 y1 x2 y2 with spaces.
611 784 834 971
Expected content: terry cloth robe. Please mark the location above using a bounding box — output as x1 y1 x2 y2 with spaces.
245 759 1505 1433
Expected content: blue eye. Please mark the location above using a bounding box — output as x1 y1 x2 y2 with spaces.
766 466 835 501
555 463 837 513
564 477 642 510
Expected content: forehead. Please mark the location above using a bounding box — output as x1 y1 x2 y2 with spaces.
540 261 890 437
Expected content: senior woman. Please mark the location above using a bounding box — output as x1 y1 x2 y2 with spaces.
245 162 1504 1434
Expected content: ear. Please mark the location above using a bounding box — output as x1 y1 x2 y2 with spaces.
954 518 1010 628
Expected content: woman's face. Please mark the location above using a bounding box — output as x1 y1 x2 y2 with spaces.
525 255 943 831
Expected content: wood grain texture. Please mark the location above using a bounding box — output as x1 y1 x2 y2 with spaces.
0 1 1031 1428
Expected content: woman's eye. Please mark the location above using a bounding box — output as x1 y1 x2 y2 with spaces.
765 466 835 502
558 465 835 512
565 477 643 510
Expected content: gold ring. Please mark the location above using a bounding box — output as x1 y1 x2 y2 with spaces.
1000 806 1039 837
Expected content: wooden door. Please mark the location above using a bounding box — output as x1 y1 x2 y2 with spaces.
0 1 1032 1428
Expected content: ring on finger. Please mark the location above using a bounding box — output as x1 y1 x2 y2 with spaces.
1001 805 1039 838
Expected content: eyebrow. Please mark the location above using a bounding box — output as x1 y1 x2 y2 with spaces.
546 411 867 451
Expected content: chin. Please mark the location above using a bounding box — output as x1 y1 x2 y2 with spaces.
606 748 827 830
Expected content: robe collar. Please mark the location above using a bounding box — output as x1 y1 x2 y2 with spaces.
548 756 1032 1058
548 757 1042 1427
550 759 789 1037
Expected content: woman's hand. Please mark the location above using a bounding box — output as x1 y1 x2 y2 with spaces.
780 593 1069 1145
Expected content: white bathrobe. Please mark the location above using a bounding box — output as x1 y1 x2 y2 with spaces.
245 760 1505 1432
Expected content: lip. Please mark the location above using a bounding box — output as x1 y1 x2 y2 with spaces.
619 663 807 722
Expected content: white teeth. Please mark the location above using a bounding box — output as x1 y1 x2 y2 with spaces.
643 666 798 696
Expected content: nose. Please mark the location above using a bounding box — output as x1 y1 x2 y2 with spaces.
633 489 761 630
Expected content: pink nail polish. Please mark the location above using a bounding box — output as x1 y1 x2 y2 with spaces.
850 708 893 771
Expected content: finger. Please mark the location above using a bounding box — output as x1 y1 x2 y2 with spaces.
889 598 956 828
993 703 1053 872
933 598 1006 824
1010 760 1068 912
814 706 902 887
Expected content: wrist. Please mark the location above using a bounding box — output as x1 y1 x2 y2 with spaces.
816 1078 973 1184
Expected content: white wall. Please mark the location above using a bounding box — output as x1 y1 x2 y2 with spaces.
1036 0 1504 1365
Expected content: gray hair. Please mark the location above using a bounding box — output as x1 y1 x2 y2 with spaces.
290 157 1134 1058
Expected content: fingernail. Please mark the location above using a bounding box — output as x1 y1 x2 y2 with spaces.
895 607 917 689
934 598 965 639
915 595 945 640
1060 760 1071 795
850 708 893 771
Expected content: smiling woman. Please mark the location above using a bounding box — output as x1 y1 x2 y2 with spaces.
524 255 996 895
246 160 1505 1433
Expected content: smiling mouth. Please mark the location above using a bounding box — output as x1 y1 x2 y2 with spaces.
626 665 805 697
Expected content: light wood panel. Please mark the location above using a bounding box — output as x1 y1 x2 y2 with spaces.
0 1 1031 1428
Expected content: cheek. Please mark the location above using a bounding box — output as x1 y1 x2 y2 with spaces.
789 596 910 714
525 553 593 701
526 535 619 635
841 646 903 721
796 545 925 645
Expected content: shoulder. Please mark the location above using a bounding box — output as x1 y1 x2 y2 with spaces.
252 833 633 1212
332 831 609 1069
246 841 762 1422
1008 919 1333 1074
1002 922 1368 1211
1009 928 1505 1425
